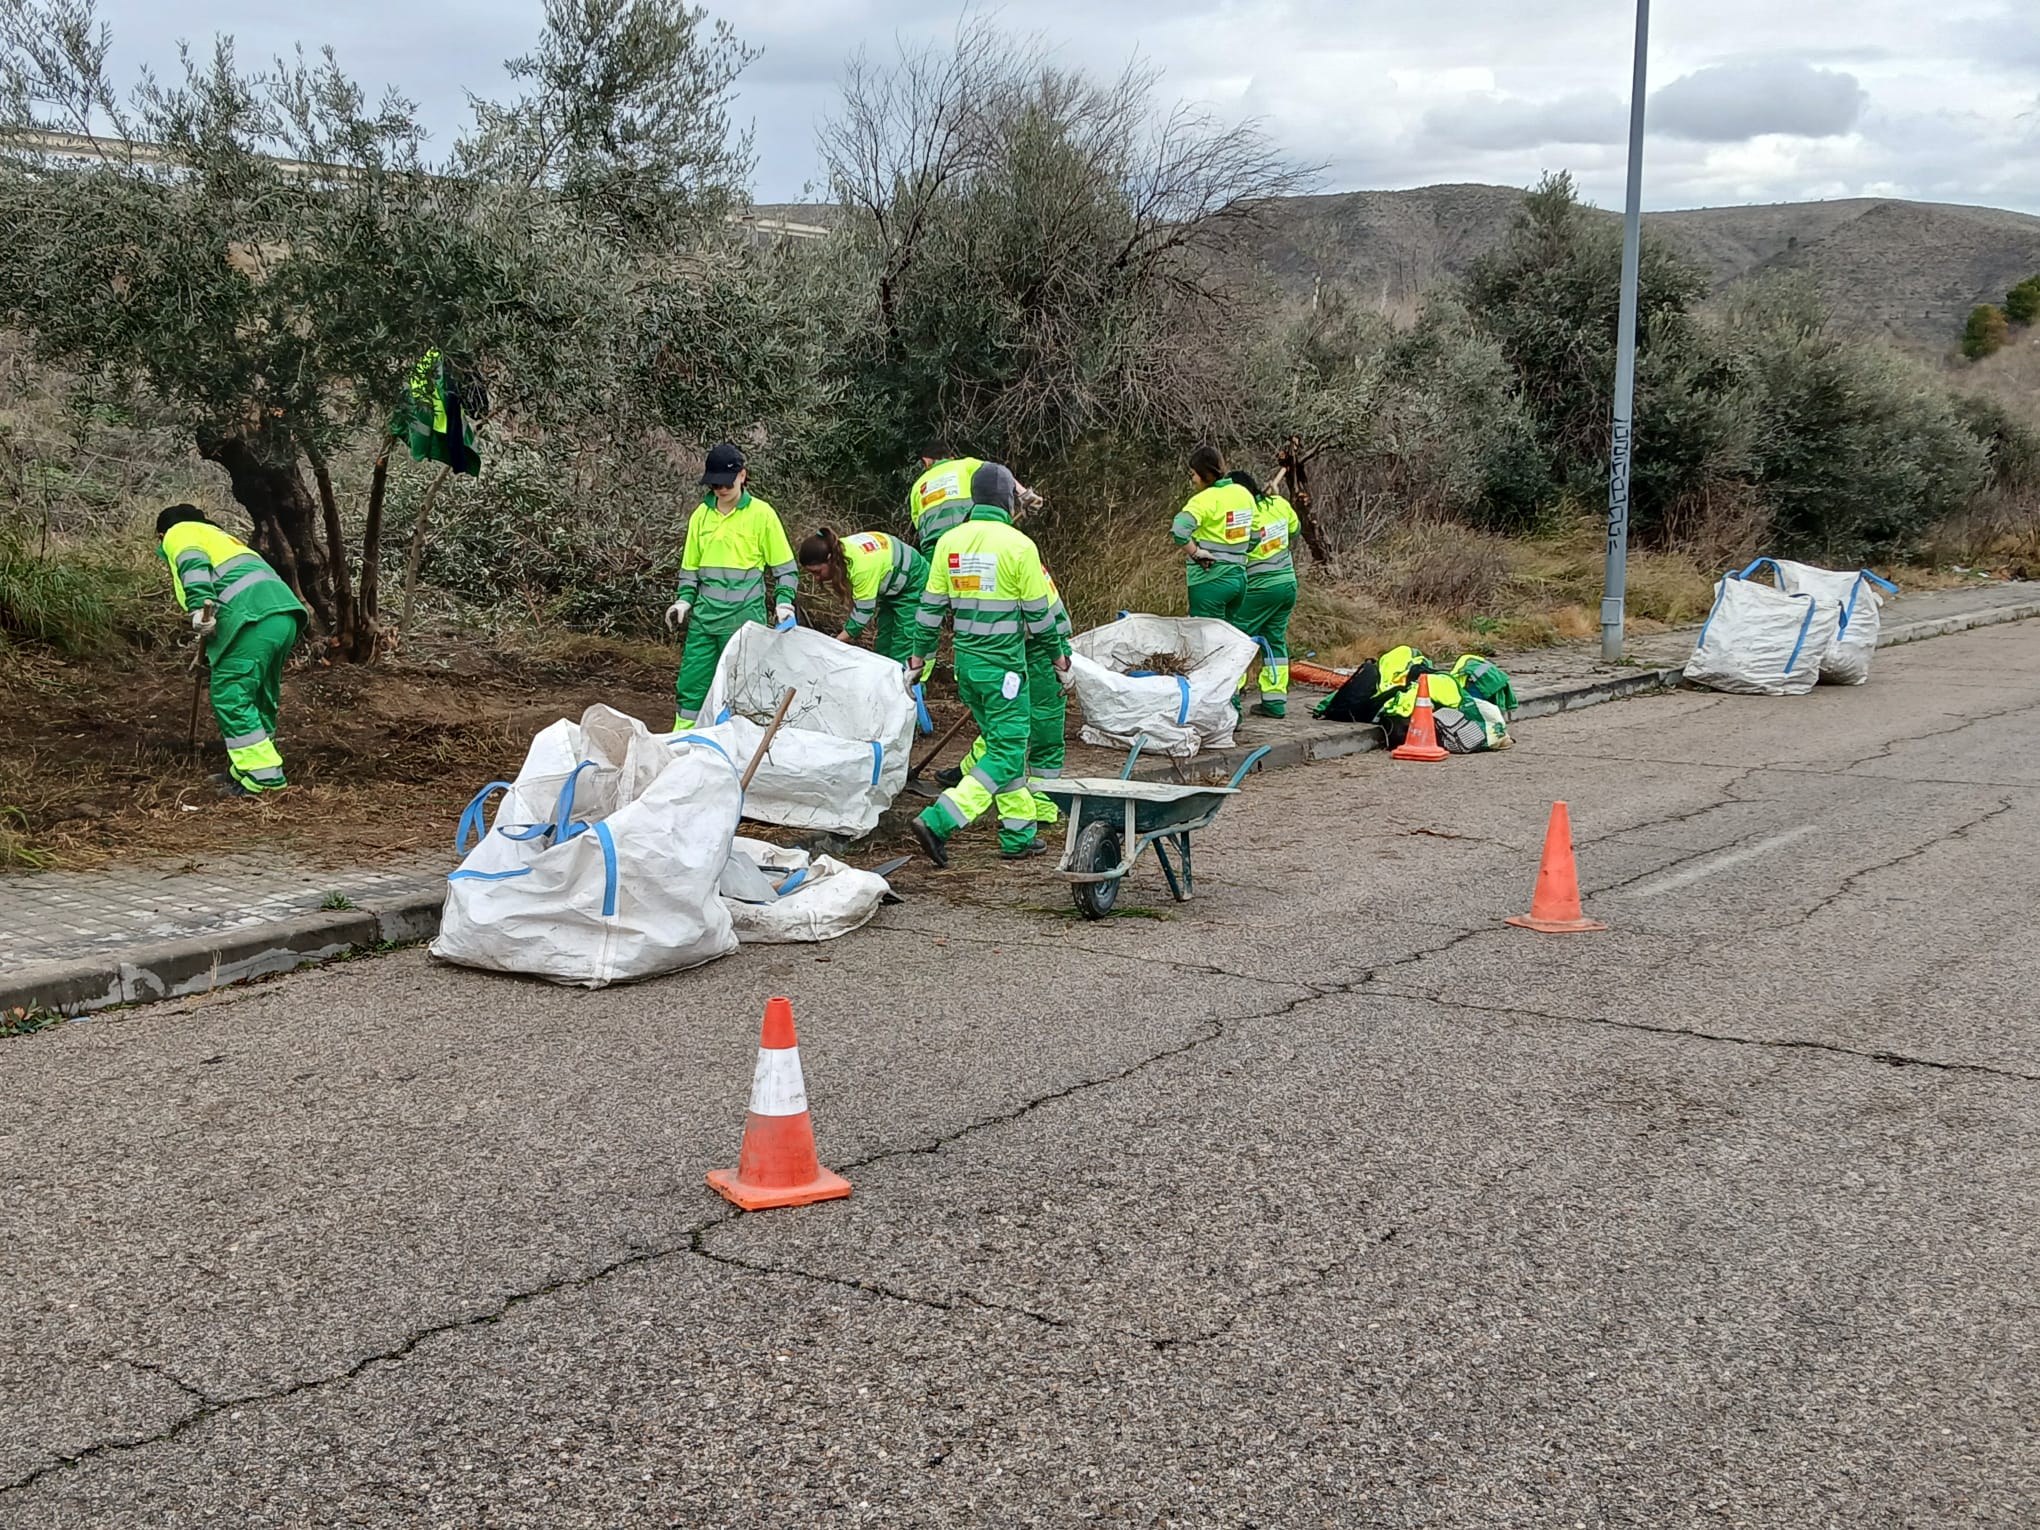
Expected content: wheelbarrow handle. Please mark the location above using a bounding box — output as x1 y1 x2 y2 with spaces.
1225 746 1272 790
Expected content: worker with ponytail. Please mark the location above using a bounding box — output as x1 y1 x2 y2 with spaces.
1231 469 1305 717
797 526 930 667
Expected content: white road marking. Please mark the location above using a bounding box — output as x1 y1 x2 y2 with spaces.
1625 825 1821 897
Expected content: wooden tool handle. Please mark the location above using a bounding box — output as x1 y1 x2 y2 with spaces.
908 710 972 780
739 687 798 791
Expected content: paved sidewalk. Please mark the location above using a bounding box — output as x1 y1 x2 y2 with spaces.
1 852 446 968
3 578 2033 1008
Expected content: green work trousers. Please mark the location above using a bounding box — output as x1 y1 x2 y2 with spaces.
1235 577 1298 716
673 606 762 729
918 648 1036 854
958 643 1067 824
1186 561 1246 623
210 610 299 791
869 593 919 667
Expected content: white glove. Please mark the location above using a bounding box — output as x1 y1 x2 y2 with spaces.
190 607 217 638
903 657 925 692
664 599 691 630
774 603 796 628
1056 656 1075 690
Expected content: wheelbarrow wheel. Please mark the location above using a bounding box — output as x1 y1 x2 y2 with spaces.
1070 821 1123 921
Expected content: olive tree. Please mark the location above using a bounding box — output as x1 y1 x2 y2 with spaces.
812 19 1314 521
0 0 753 658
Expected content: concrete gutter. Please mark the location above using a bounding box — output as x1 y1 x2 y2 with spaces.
11 594 2036 1020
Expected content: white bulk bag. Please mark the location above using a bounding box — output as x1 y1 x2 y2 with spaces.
1683 564 1839 696
1068 614 1262 758
691 622 915 837
432 705 741 987
1770 559 1896 686
719 837 890 944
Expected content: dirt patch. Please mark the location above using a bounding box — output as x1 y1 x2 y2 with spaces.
0 636 680 871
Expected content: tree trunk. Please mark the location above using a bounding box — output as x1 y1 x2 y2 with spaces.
1274 444 1334 564
353 441 395 662
399 464 455 637
195 427 337 642
306 442 356 653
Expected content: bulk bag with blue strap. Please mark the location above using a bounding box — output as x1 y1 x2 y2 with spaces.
1770 559 1896 686
1683 559 1840 696
432 704 741 987
689 621 915 836
1065 613 1262 758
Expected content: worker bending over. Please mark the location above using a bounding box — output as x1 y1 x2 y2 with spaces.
1233 470 1304 717
665 442 797 730
905 464 1071 866
910 446 1042 548
155 504 307 796
797 527 929 667
1171 443 1256 622
908 447 986 549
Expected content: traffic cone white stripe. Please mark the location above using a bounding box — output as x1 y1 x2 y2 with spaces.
747 1044 809 1117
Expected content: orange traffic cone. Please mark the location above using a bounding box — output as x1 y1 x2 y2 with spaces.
706 997 853 1210
1390 673 1450 762
1505 801 1607 933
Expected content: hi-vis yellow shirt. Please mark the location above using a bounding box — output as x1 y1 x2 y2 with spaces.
909 457 985 545
1170 479 1256 564
911 509 1068 667
1246 494 1302 582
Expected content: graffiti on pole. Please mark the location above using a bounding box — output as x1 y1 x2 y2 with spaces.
1606 415 1631 559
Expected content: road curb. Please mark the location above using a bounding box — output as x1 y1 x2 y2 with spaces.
13 595 2034 1021
1875 596 2040 648
2 885 442 1022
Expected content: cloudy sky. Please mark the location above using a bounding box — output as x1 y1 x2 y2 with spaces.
96 0 2040 213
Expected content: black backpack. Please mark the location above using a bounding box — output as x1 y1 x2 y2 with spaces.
1316 659 1384 723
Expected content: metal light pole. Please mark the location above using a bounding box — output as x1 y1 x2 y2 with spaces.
1602 0 1650 662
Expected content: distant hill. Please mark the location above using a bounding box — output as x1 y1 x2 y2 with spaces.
1245 185 2040 350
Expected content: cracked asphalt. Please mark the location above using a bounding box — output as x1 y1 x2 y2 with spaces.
5 622 2039 1527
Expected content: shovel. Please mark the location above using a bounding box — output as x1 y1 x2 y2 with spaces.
184 599 216 752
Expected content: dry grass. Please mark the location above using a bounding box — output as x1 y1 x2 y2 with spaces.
1296 514 1718 665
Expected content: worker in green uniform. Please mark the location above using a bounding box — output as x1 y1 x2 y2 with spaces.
938 562 1071 825
1232 470 1304 717
1171 443 1256 622
908 448 987 549
796 527 930 666
155 504 308 796
905 464 1071 867
665 442 798 730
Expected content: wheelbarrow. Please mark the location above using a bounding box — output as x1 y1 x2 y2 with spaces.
1036 736 1272 920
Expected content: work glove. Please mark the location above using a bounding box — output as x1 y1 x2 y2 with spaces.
774 602 796 629
1055 654 1075 690
663 599 691 630
190 607 217 639
903 656 925 692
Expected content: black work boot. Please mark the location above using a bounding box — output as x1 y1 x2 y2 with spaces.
911 817 950 869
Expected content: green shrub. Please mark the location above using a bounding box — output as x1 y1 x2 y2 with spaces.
1962 304 2011 360
2006 276 2040 328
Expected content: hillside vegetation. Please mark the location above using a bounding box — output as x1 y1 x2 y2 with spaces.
0 0 2037 686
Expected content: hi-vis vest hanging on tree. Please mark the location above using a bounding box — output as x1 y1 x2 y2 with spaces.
397 350 481 475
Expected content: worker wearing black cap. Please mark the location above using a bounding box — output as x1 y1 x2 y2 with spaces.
665 442 798 729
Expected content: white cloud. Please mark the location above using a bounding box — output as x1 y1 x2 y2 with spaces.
1419 90 1627 151
1650 61 1867 142
92 0 2040 214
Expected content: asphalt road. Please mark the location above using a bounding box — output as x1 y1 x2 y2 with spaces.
4 623 2037 1528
